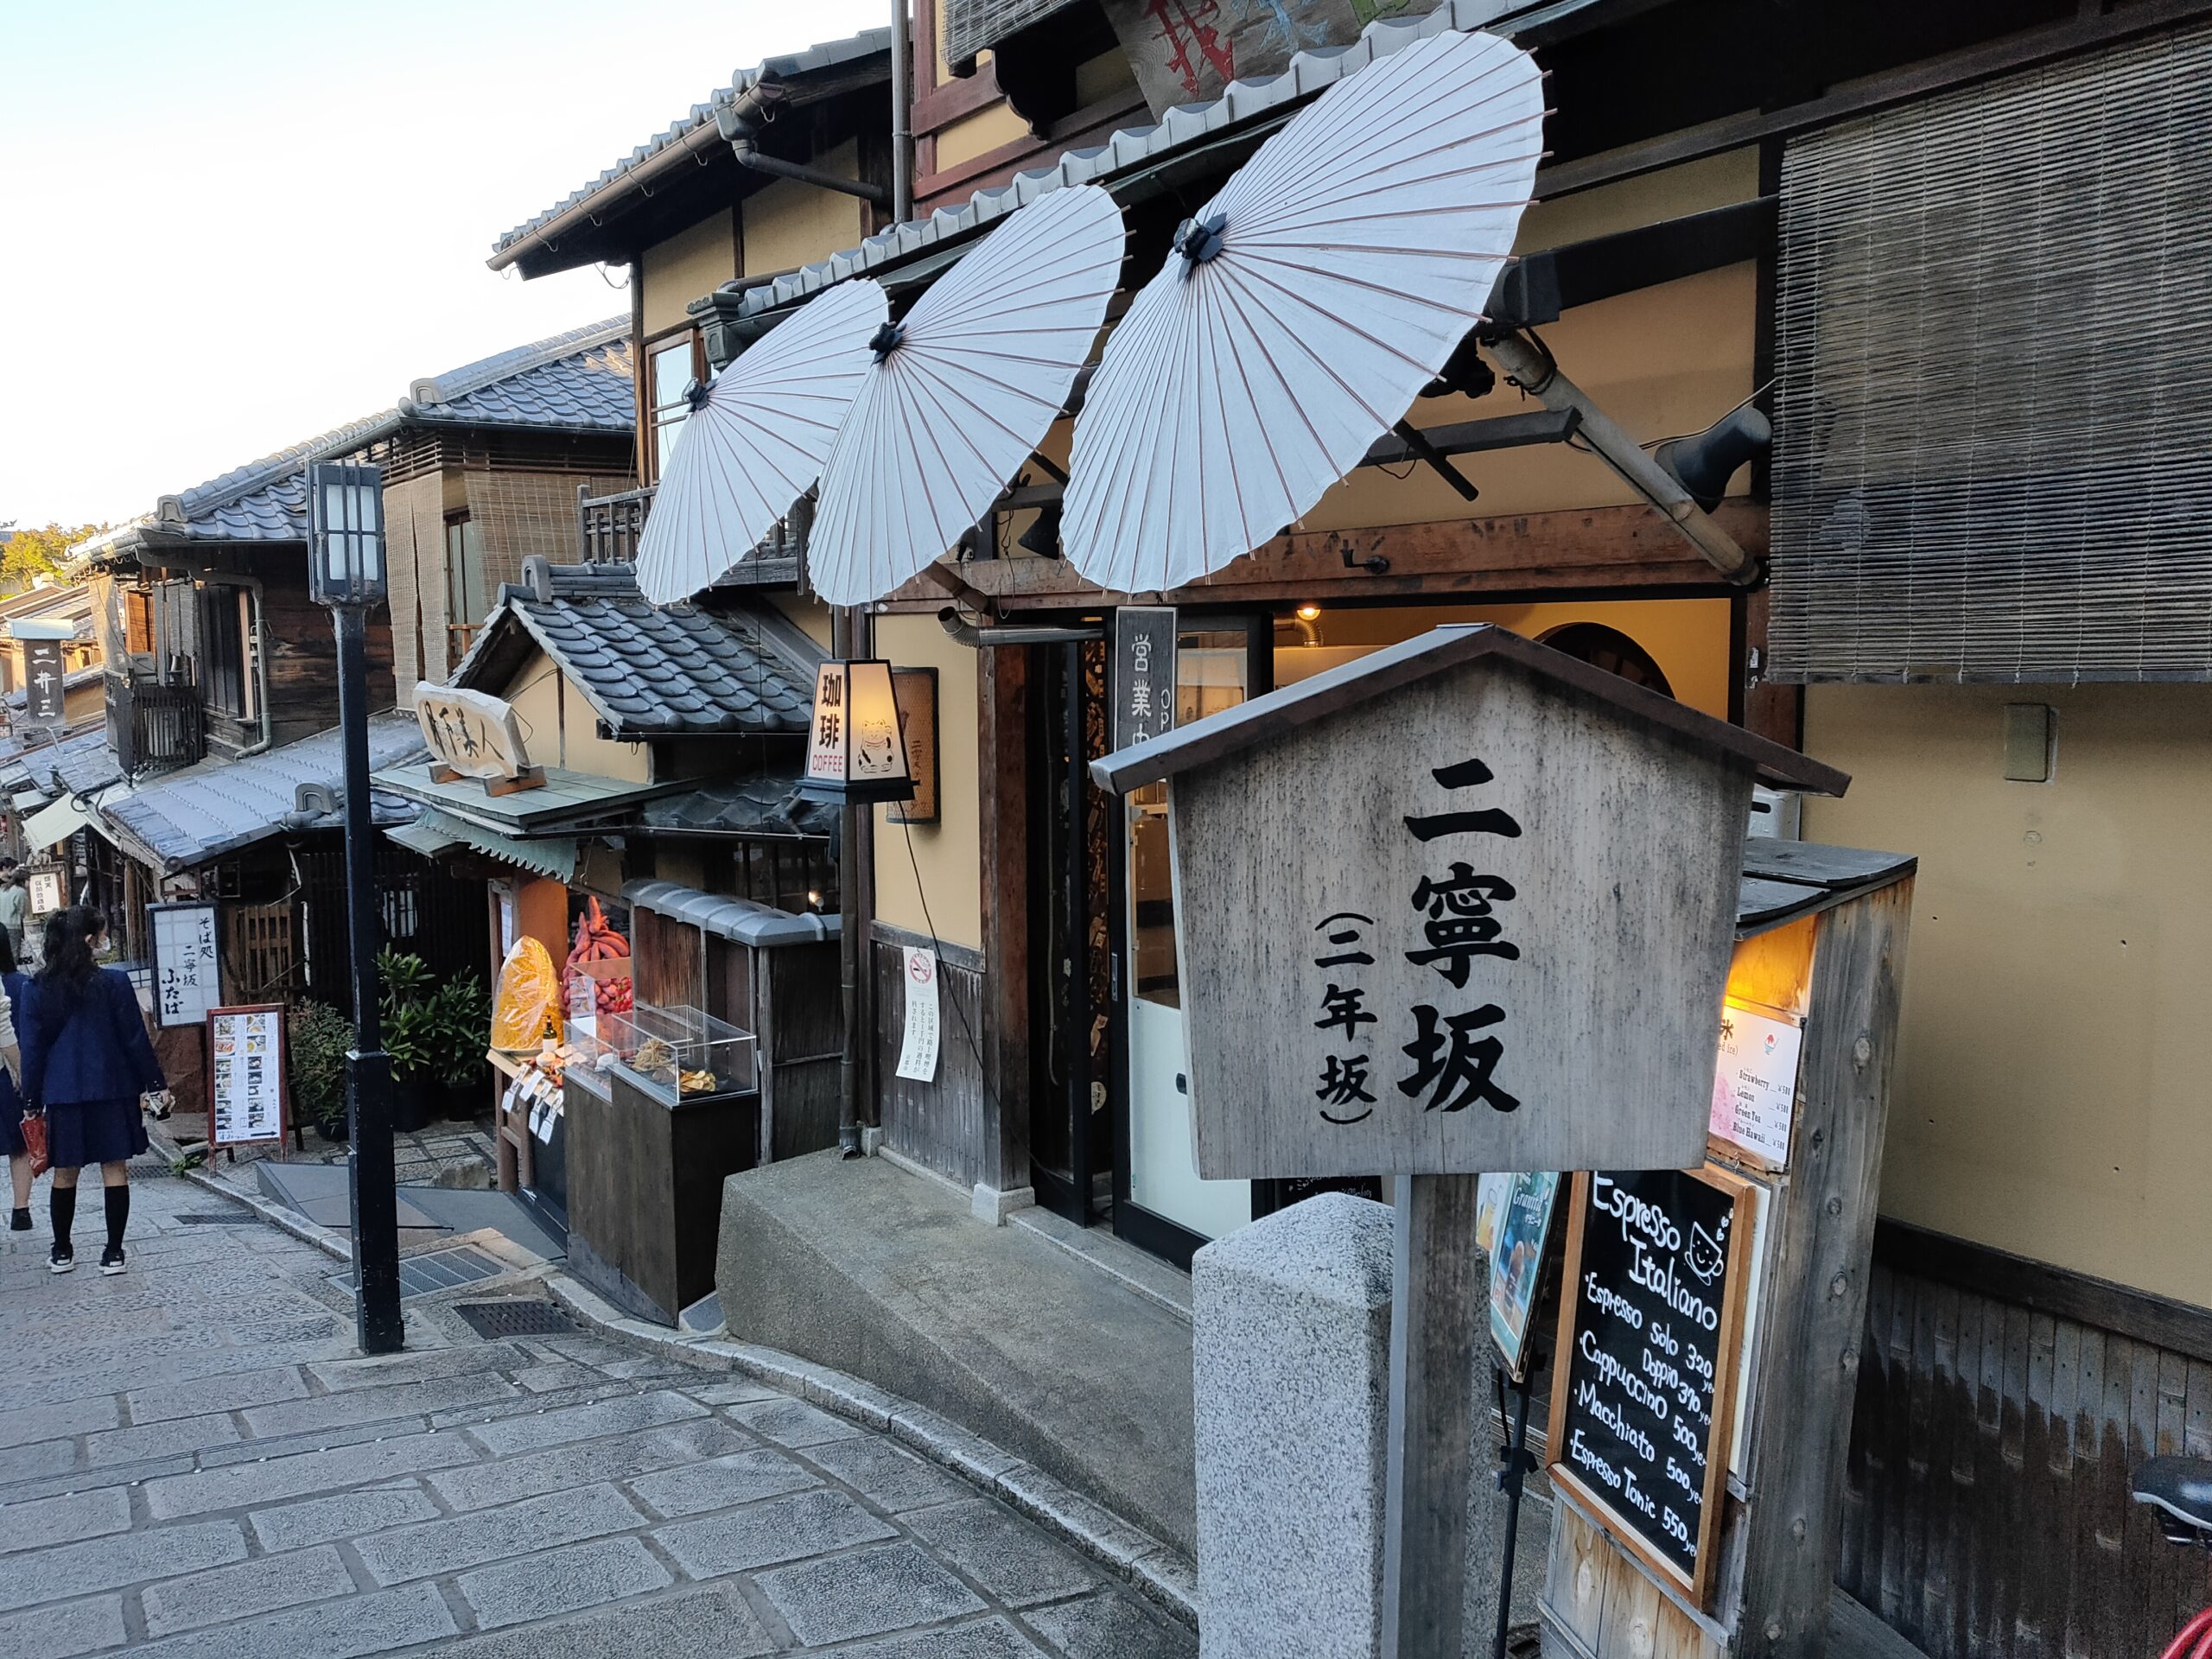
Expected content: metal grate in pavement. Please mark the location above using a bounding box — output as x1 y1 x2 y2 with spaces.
453 1300 581 1339
175 1212 260 1226
328 1243 507 1300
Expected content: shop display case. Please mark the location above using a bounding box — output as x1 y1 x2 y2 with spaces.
563 995 764 1326
607 1002 758 1103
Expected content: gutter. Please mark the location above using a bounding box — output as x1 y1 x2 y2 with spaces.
717 82 889 207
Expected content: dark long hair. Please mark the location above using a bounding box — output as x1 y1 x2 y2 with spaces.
35 906 105 1034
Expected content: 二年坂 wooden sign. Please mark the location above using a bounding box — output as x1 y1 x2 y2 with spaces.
1090 626 1851 1180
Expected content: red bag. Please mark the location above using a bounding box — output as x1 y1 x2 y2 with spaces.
21 1111 48 1179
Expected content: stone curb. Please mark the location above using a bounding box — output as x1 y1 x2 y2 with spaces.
541 1272 1202 1630
149 1142 1204 1631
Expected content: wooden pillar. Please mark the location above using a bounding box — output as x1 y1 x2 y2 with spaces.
1382 1173 1485 1659
976 641 1031 1193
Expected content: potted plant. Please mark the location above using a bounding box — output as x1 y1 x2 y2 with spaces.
378 948 439 1133
287 1000 355 1143
431 970 492 1121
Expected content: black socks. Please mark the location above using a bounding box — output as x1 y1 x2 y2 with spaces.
50 1184 75 1250
105 1185 130 1251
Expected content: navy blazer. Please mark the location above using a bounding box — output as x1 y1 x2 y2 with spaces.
22 968 165 1108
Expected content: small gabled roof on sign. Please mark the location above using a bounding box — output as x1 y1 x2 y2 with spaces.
1089 625 1852 798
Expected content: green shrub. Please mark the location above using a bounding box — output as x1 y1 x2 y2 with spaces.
288 1000 354 1138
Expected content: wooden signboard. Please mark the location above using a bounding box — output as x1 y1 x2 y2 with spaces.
26 867 66 918
887 667 940 825
149 901 221 1028
412 683 543 792
205 1003 289 1150
1112 606 1179 751
1548 1166 1755 1607
1092 626 1850 1659
1118 628 1847 1179
1099 0 1448 116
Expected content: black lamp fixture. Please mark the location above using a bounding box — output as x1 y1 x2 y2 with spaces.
1656 406 1774 512
306 461 388 607
1017 500 1064 558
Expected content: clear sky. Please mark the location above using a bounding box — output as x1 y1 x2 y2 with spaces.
0 0 887 529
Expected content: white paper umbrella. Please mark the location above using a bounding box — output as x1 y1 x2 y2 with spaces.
635 277 888 605
1064 29 1544 593
807 185 1126 606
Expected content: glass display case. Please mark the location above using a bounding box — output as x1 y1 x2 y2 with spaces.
607 1001 759 1104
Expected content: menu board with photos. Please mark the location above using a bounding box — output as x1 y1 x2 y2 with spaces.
1548 1165 1753 1605
150 903 222 1028
206 1004 288 1149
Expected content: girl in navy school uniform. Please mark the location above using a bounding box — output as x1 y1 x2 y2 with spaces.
22 906 167 1275
0 932 33 1232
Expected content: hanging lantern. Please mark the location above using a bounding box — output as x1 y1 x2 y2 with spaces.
799 660 913 802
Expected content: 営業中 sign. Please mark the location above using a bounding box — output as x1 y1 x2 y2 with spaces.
149 902 221 1028
1112 607 1178 753
206 1004 289 1150
1548 1165 1752 1605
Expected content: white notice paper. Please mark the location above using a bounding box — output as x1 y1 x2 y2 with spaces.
896 946 941 1084
1709 1002 1802 1168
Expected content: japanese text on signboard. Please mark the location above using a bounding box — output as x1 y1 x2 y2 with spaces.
1310 756 1522 1131
150 903 221 1028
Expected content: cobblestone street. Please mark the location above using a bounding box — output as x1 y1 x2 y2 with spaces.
0 1166 1196 1658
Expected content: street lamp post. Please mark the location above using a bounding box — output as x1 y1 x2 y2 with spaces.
306 461 403 1355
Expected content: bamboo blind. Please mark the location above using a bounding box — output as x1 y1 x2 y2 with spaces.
944 0 1084 61
1769 23 2212 683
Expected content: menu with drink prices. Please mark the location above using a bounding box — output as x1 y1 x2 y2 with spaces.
207 1004 288 1149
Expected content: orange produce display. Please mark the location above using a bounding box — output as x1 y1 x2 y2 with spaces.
565 897 633 1017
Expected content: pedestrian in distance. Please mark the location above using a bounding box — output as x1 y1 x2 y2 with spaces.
0 868 28 965
0 933 29 1231
22 906 167 1275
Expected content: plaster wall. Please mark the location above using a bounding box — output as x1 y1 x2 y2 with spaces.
499 645 651 784
1802 683 2212 1306
639 208 738 335
741 143 868 277
872 611 982 951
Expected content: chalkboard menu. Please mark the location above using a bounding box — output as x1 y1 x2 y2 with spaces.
1547 1165 1752 1605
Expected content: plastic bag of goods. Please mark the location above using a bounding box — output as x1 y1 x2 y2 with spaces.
490 936 562 1052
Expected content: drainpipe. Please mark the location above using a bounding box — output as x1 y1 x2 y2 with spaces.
890 0 912 223
717 84 891 207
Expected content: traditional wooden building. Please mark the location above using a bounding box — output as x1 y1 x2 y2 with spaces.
646 2 2212 1653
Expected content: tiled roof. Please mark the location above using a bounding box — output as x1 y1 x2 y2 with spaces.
715 0 1583 326
22 727 116 796
448 562 822 741
490 28 893 264
641 772 837 839
99 712 427 873
81 321 632 556
52 729 124 797
400 319 633 431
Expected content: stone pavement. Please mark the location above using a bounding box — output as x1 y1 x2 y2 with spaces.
0 1165 1196 1657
